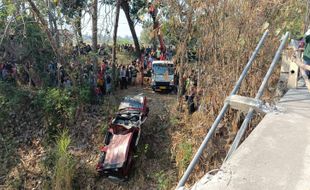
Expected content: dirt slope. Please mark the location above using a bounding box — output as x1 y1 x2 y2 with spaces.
0 85 178 190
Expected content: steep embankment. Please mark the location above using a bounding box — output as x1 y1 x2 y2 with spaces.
0 83 179 189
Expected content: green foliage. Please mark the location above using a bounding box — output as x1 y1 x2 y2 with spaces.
53 130 75 190
78 86 92 104
144 143 149 154
100 121 109 135
140 26 153 45
60 0 87 18
0 81 32 124
1 15 54 84
155 170 170 190
34 88 76 133
178 141 192 172
102 0 147 22
8 176 22 189
169 115 179 126
117 37 134 45
129 0 148 22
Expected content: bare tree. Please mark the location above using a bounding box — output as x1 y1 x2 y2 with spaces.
121 0 141 58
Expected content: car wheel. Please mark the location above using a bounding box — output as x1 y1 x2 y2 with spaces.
104 132 112 145
123 148 134 179
146 107 150 116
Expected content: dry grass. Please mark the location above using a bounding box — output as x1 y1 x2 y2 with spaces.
53 130 75 190
167 0 302 184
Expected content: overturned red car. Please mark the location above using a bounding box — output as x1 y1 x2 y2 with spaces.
96 94 149 180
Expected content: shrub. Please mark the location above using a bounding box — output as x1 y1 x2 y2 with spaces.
177 141 193 175
0 81 32 124
78 86 92 104
34 88 76 133
53 130 75 190
155 170 170 190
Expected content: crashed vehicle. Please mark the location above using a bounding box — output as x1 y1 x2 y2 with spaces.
96 94 149 180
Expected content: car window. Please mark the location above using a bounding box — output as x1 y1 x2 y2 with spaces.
153 64 174 75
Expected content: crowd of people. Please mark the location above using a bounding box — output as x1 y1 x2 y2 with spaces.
0 41 203 114
94 60 140 96
0 40 202 114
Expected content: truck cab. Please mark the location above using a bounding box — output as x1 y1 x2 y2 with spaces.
151 61 175 92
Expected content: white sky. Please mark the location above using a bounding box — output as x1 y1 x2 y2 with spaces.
81 5 143 39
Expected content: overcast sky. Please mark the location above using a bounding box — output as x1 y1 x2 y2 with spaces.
81 5 143 39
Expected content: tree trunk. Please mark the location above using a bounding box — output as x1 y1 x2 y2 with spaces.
177 43 186 111
121 0 141 58
47 0 60 47
111 0 121 93
92 0 98 77
76 8 83 43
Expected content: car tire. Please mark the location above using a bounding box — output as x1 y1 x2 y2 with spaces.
104 132 113 145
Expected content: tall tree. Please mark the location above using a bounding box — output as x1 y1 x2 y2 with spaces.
46 0 60 47
26 0 64 66
111 0 121 92
121 0 141 58
76 8 83 43
59 0 87 43
27 0 67 88
102 0 146 58
92 0 98 75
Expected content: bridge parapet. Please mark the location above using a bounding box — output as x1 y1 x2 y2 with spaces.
190 86 310 190
176 32 310 189
179 37 310 190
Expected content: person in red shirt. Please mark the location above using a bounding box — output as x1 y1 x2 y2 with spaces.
160 52 166 60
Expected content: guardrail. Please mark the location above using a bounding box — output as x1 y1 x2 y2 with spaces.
176 30 270 189
225 32 290 161
176 31 290 189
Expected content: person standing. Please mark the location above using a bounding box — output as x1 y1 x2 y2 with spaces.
131 65 138 86
187 86 196 114
156 47 161 60
120 65 127 89
105 73 112 95
116 64 120 89
302 28 310 78
139 62 144 87
126 65 132 86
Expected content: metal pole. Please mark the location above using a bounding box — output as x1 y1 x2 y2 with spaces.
176 30 269 189
230 30 269 95
225 32 290 161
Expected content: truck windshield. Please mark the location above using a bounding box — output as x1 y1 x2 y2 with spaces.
153 64 174 75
